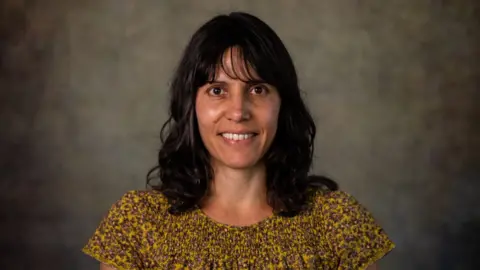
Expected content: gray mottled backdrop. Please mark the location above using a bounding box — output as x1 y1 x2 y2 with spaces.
1 0 479 269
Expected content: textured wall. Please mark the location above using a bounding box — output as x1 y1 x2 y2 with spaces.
1 0 479 269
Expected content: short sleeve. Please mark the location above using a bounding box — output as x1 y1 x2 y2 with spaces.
320 191 395 270
82 191 144 270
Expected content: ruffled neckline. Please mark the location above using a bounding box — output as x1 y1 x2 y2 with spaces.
194 207 279 230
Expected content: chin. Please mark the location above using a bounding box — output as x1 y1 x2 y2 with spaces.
220 157 262 170
224 161 258 170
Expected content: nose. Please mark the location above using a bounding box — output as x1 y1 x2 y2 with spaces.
226 92 251 122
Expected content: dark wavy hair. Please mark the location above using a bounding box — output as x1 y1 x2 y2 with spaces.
147 12 337 216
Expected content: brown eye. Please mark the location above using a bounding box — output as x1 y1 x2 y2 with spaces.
251 85 267 95
209 87 224 96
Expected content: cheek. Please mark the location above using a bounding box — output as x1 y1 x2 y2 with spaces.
195 100 222 134
269 110 280 134
268 99 281 131
259 100 281 142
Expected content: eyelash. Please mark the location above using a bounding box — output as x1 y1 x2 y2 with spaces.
251 85 268 94
208 85 268 96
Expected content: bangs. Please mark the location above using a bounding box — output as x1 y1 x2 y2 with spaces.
205 47 263 84
191 15 281 88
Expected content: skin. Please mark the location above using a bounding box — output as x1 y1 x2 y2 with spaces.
195 47 281 226
98 47 379 269
100 264 115 270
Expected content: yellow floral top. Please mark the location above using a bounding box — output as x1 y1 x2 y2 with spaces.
83 189 394 269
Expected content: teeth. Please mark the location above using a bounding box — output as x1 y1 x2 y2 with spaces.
221 133 255 141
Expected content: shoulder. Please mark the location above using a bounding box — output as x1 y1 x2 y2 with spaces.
309 189 395 269
308 189 357 210
310 189 382 231
109 190 171 222
116 189 169 208
313 189 366 212
83 190 170 268
117 189 170 209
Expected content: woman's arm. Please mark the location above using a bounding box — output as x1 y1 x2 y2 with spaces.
366 263 378 270
100 263 116 270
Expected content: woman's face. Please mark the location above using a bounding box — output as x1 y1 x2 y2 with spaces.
195 48 281 170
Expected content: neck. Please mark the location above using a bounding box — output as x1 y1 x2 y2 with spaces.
203 161 269 210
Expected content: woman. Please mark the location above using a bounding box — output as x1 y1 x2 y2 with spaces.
83 12 394 269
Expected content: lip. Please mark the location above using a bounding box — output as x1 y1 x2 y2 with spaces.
217 130 258 135
220 134 257 145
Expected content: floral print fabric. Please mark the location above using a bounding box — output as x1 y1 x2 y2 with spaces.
83 189 394 269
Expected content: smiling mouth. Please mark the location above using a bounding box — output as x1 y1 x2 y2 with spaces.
219 133 258 141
